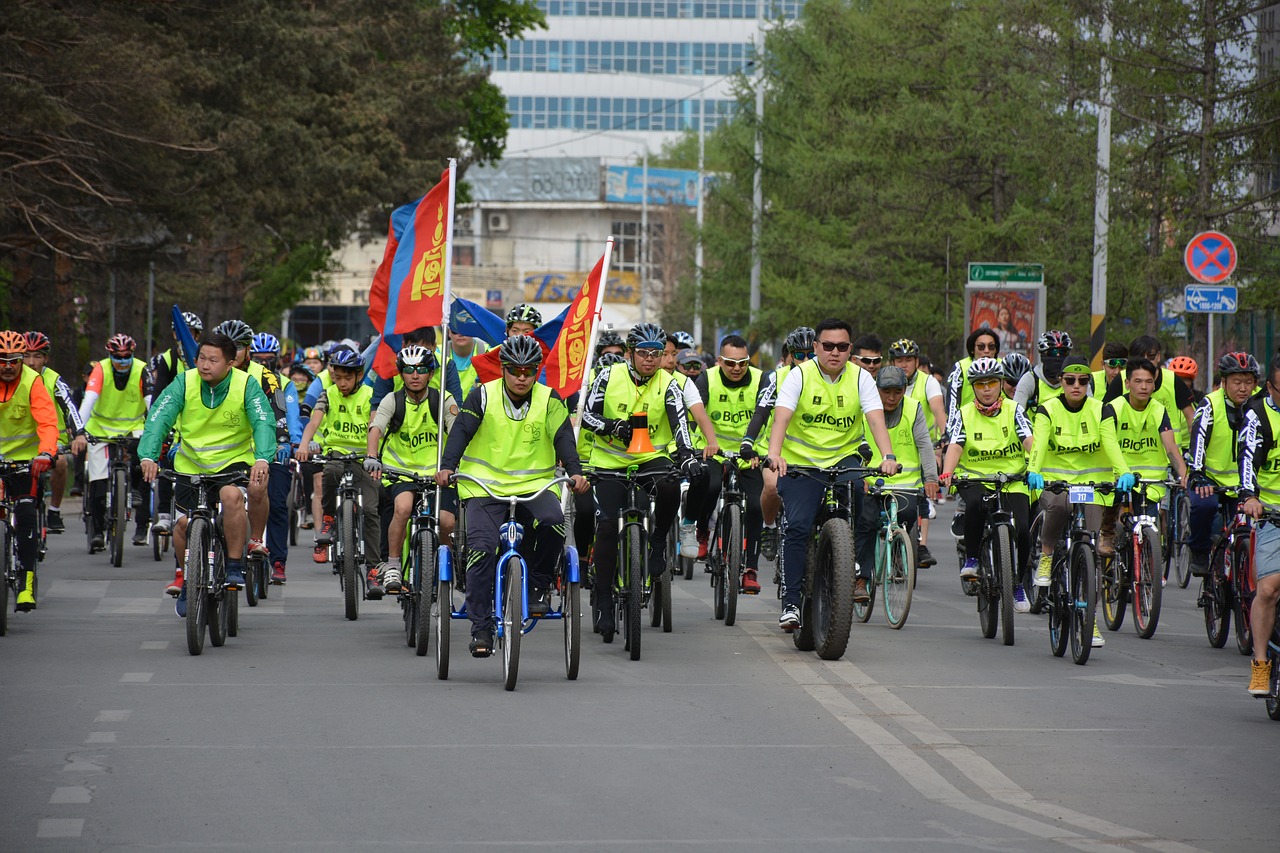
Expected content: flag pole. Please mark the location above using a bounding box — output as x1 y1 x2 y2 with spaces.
436 158 457 498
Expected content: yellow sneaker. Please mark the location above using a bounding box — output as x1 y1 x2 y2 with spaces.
15 571 35 611
1092 620 1105 648
1248 659 1272 697
1034 553 1053 587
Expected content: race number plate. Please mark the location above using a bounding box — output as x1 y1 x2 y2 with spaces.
1068 485 1095 505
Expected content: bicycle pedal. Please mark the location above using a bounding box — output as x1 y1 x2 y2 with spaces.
742 589 760 596
961 579 980 597
780 624 795 633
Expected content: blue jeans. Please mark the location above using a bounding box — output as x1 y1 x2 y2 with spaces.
1189 491 1236 555
776 455 869 608
266 462 291 565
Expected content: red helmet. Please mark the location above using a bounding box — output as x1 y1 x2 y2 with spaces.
0 330 27 358
1166 355 1198 381
23 331 50 354
106 333 136 358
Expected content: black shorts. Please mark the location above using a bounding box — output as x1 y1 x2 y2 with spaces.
387 480 457 515
174 463 250 516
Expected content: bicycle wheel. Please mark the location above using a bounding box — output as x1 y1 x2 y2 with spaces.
185 519 210 655
722 503 741 627
651 529 666 629
110 467 127 567
1101 551 1126 632
0 523 11 636
625 523 643 661
1203 541 1231 649
1026 512 1049 614
793 535 817 652
152 527 162 562
852 537 875 625
244 555 259 607
1232 534 1254 657
340 499 359 621
434 571 451 678
208 543 228 647
1267 649 1280 721
1069 544 1095 666
994 523 1014 646
226 582 239 638
1133 526 1163 640
1174 492 1192 589
883 526 915 630
500 556 524 691
415 528 437 654
977 541 997 640
813 518 855 661
1048 553 1068 658
710 531 726 621
288 484 300 547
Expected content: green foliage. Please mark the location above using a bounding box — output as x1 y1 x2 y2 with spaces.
243 243 337 333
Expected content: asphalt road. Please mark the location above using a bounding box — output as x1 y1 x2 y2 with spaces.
1 497 1274 852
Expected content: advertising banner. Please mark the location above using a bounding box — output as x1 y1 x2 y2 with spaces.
605 166 700 207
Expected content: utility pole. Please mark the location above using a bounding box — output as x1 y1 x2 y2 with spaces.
694 102 705 350
749 11 764 329
1089 4 1113 370
640 151 649 324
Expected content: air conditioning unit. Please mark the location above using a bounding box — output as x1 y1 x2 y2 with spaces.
455 215 474 235
487 212 511 232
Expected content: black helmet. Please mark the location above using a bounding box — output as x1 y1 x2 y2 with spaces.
888 338 920 359
1217 351 1260 378
626 322 666 350
505 303 542 328
595 329 625 356
596 352 626 370
499 334 544 367
213 319 254 347
784 327 816 353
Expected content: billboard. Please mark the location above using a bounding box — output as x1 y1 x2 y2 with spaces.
605 166 700 207
523 270 641 305
964 263 1045 362
466 157 600 203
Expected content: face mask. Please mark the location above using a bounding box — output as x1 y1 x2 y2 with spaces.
1041 356 1065 381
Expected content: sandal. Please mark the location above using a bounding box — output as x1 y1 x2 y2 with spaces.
469 630 494 658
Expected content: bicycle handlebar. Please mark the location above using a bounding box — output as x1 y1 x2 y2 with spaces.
158 469 251 488
381 465 436 487
585 467 680 484
450 472 573 504
1042 479 1117 495
313 452 365 465
949 473 1025 488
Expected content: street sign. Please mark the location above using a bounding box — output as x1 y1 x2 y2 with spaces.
1183 284 1238 314
1184 231 1237 284
967 262 1044 285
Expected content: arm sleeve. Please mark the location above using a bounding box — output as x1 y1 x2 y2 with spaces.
858 369 882 413
1013 373 1035 410
370 393 398 434
945 406 967 445
1014 405 1034 440
440 385 485 471
581 367 613 435
53 375 86 435
137 373 186 461
243 378 278 461
303 377 324 410
912 406 937 483
1174 377 1195 409
1189 397 1213 472
28 377 60 457
444 361 463 402
1240 407 1263 497
946 362 964 420
285 382 302 445
742 373 777 444
665 378 695 458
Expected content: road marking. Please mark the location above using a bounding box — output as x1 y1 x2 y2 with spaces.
140 640 169 650
85 732 116 744
49 786 92 804
43 580 109 599
120 672 153 683
95 710 131 722
1070 673 1232 689
62 755 105 775
93 599 162 616
36 818 83 838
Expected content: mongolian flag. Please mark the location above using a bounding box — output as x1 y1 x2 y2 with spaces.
368 165 455 378
544 252 607 398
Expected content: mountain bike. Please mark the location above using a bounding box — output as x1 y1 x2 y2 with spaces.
1230 513 1258 657
315 452 370 621
89 436 137 567
287 459 306 546
382 466 441 656
148 478 172 563
1099 478 1164 639
0 461 37 634
1254 511 1280 721
951 473 1022 645
854 478 918 630
707 451 748 626
1042 480 1110 665
1199 489 1246 650
1164 480 1193 589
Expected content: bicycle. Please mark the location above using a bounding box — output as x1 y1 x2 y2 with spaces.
314 452 371 622
1198 488 1247 650
87 436 137 566
381 465 440 656
437 473 581 689
148 477 172 563
1041 480 1111 665
1253 511 1280 721
1099 478 1165 639
587 466 678 660
287 459 306 547
1230 511 1257 658
161 470 250 656
950 473 1022 645
1164 480 1193 589
706 451 749 626
0 461 38 634
854 477 918 630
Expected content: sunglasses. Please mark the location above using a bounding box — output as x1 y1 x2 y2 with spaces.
972 378 1001 390
818 341 852 353
633 349 663 361
1105 358 1127 368
721 357 750 368
974 342 998 352
680 362 704 371
791 350 815 361
1045 347 1070 358
0 356 23 365
504 365 538 379
401 364 433 375
856 355 883 366
1061 375 1090 386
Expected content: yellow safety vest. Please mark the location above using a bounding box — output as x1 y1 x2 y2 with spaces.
1107 395 1171 500
380 391 441 477
706 366 762 447
320 384 373 453
37 367 66 436
868 396 925 489
593 363 676 469
87 358 146 437
174 369 254 475
780 359 866 467
0 366 43 460
457 379 559 499
1200 389 1241 490
1251 402 1280 509
955 401 1029 496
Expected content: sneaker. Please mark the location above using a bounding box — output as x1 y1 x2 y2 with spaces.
132 530 148 546
300 512 314 530
175 586 187 618
15 572 35 611
248 538 268 556
1012 584 1030 613
594 607 615 639
1034 553 1053 588
1190 551 1210 577
152 513 172 534
470 629 495 658
224 567 246 590
950 510 965 537
382 565 403 594
315 515 335 546
529 588 551 616
366 566 385 599
1092 621 1105 648
741 568 761 594
779 603 801 631
90 533 104 552
165 569 184 597
678 520 698 554
960 558 980 580
312 542 328 564
1248 659 1272 697
696 530 709 560
853 577 870 603
47 509 65 533
270 561 287 585
759 526 779 561
917 544 936 568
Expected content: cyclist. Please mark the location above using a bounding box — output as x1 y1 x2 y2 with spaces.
138 331 274 606
852 334 883 379
296 345 385 594
436 335 589 657
741 326 816 564
147 311 203 538
888 338 948 567
582 322 704 638
1014 330 1072 412
0 331 59 611
674 347 704 380
1091 342 1128 393
1239 354 1280 696
1186 352 1261 577
251 332 300 586
369 326 437 407
685 334 769 592
947 327 1001 422
21 331 87 533
866 365 940 576
940 357 1034 611
1000 352 1032 402
365 345 458 594
663 330 696 373
766 318 899 628
1104 336 1199 455
301 347 326 387
72 333 152 550
1026 356 1131 647
287 363 315 395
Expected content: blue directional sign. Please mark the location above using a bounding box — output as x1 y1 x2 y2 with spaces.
1183 284 1238 314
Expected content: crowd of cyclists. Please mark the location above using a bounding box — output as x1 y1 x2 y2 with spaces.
1 306 1278 699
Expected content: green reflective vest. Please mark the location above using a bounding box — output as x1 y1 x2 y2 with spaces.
174 369 254 475
1032 396 1125 504
37 367 66 436
457 379 558 499
1251 402 1280 509
955 401 1029 496
593 362 675 469
0 366 43 460
670 372 704 452
1200 389 1241 489
1151 368 1187 449
706 366 761 448
955 357 974 409
907 370 942 441
755 364 792 455
87 359 146 437
320 384 372 453
1037 375 1064 408
1107 396 1171 501
868 396 925 489
381 391 441 476
781 360 867 467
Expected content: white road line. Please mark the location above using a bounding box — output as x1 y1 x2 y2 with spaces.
139 640 169 649
95 710 131 722
119 672 153 683
48 787 92 804
84 732 117 744
36 818 84 838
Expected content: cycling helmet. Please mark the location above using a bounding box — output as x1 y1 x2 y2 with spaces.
1000 352 1031 384
626 322 666 350
967 357 1004 383
499 334 544 367
22 331 51 354
670 331 695 351
327 345 362 370
106 333 136 357
396 344 439 373
596 352 626 370
505 303 542 328
784 326 816 353
888 338 920 359
250 332 281 355
1166 355 1198 382
213 320 254 347
595 329 625 356
174 311 203 335
1037 330 1072 353
0 331 27 357
1217 351 1259 379
302 346 325 364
